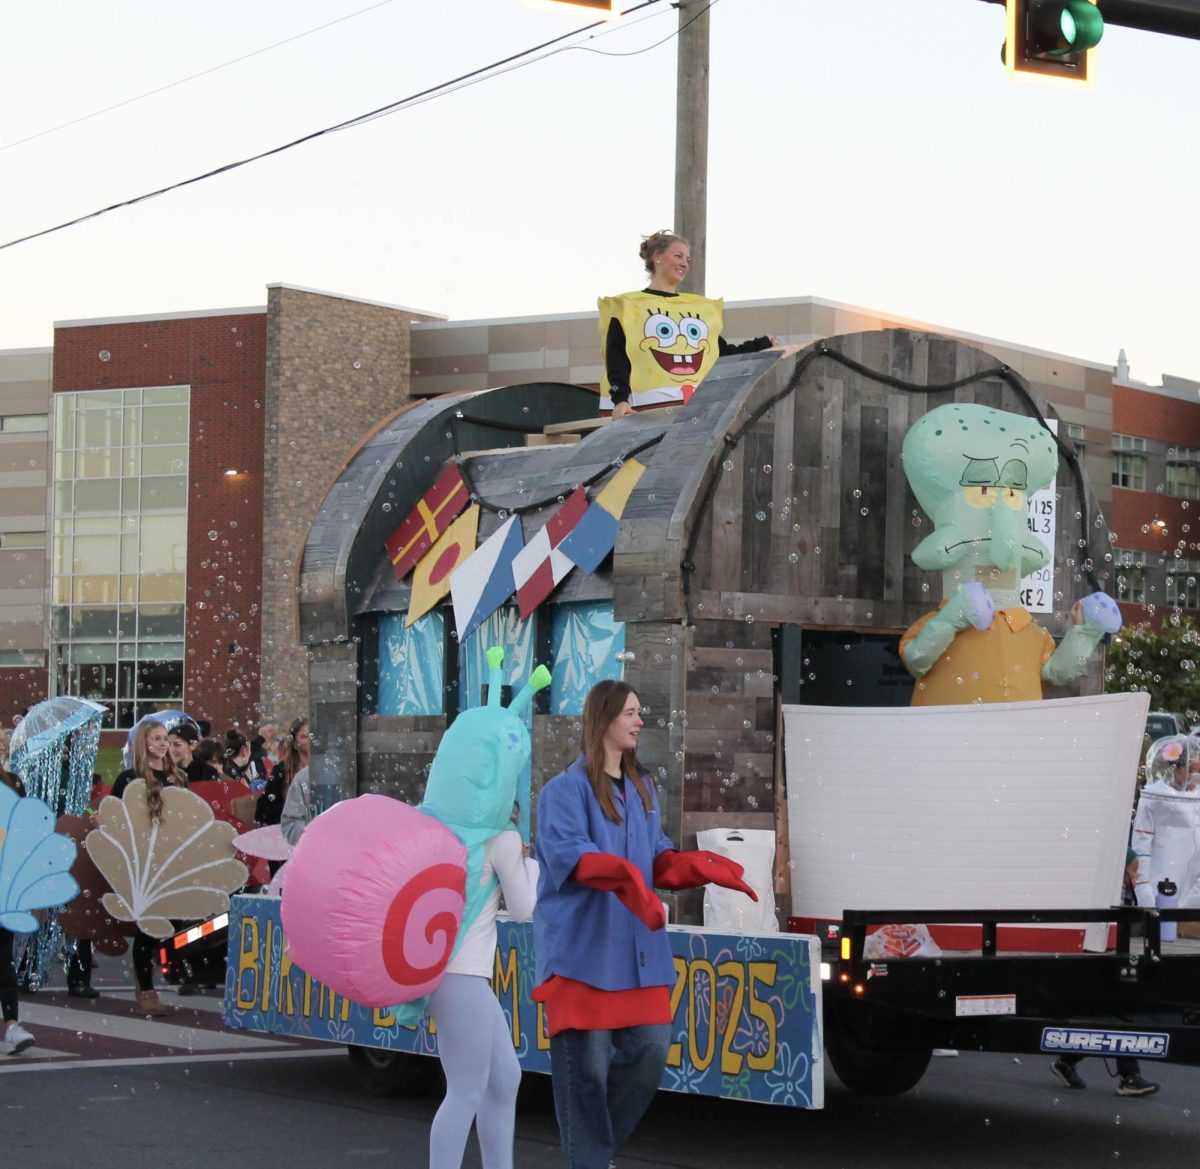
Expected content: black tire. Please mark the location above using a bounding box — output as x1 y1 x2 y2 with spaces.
825 1012 932 1096
346 1045 442 1098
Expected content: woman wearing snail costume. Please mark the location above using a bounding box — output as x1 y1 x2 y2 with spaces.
533 680 758 1169
405 650 546 1169
601 230 776 419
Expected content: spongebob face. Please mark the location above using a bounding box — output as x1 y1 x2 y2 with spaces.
598 291 724 406
639 309 712 384
902 403 1060 599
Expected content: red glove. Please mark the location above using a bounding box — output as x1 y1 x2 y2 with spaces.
572 852 667 930
653 850 759 901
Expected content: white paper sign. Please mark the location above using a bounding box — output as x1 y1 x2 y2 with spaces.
1020 420 1058 613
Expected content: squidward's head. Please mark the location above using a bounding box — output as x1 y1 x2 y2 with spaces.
901 403 1059 600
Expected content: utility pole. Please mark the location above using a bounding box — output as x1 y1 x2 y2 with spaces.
673 0 710 294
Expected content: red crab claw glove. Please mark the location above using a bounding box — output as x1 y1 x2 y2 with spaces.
572 852 667 930
653 850 759 901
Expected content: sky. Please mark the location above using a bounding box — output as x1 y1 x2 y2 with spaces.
1 0 1197 383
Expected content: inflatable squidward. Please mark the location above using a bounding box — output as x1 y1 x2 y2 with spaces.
898 402 1122 705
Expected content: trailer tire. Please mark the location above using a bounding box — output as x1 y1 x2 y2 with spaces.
825 1016 932 1096
346 1045 442 1097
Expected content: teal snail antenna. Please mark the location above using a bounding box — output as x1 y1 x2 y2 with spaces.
486 645 505 707
509 664 552 718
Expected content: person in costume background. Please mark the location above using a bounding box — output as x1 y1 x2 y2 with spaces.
533 680 756 1169
0 767 37 1054
110 719 185 1018
386 649 549 1169
601 230 776 418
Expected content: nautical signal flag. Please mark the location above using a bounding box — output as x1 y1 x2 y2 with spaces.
558 458 646 573
513 487 589 620
451 515 525 643
407 505 479 626
386 463 470 581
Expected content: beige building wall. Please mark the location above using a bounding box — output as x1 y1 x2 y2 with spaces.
409 294 1116 510
259 285 443 728
0 348 51 666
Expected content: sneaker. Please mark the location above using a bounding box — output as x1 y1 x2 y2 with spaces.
1116 1074 1160 1097
5 1022 35 1055
1051 1058 1086 1089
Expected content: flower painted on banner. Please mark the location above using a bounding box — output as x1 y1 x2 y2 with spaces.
662 1058 708 1095
721 1066 754 1101
764 1040 811 1107
735 934 768 961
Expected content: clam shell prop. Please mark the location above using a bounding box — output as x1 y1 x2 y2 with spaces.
85 781 248 939
0 784 80 933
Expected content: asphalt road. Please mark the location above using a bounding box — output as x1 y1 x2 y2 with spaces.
3 986 1198 1169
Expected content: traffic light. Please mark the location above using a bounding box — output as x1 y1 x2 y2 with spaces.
1004 0 1104 85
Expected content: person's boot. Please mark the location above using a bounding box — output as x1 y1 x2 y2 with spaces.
69 982 100 999
136 989 170 1018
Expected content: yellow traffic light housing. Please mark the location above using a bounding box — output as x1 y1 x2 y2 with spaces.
1005 0 1104 86
523 0 619 16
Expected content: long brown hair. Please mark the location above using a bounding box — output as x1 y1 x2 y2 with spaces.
279 717 309 797
132 719 184 822
581 680 653 825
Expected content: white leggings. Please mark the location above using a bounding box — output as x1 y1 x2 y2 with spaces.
428 973 522 1169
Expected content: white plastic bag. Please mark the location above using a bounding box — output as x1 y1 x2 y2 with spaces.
696 828 779 933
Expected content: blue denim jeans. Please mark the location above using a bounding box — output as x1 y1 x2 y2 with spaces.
549 1024 671 1169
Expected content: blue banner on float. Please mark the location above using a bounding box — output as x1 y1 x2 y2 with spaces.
223 895 823 1108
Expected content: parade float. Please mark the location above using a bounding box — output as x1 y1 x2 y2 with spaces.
222 329 1200 1103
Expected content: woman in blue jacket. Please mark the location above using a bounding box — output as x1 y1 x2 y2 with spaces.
534 680 754 1169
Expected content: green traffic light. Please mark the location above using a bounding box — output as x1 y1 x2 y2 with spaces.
1054 1 1104 53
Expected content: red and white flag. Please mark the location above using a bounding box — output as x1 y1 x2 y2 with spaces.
512 488 589 620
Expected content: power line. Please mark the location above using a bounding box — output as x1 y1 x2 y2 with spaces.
0 0 398 154
0 0 672 253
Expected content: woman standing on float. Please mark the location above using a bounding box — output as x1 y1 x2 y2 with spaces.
533 680 755 1168
601 229 776 418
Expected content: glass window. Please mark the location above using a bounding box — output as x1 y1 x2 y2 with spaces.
143 386 189 405
135 659 183 698
73 575 119 604
141 404 188 445
1113 434 1147 452
141 476 187 511
1114 549 1147 604
55 399 75 449
141 445 187 476
74 479 120 512
77 408 123 451
51 386 191 728
0 414 49 433
1112 453 1145 491
139 573 186 602
0 531 46 550
139 604 184 638
72 534 120 575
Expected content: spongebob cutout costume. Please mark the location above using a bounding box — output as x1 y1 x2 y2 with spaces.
598 291 724 411
899 402 1122 705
